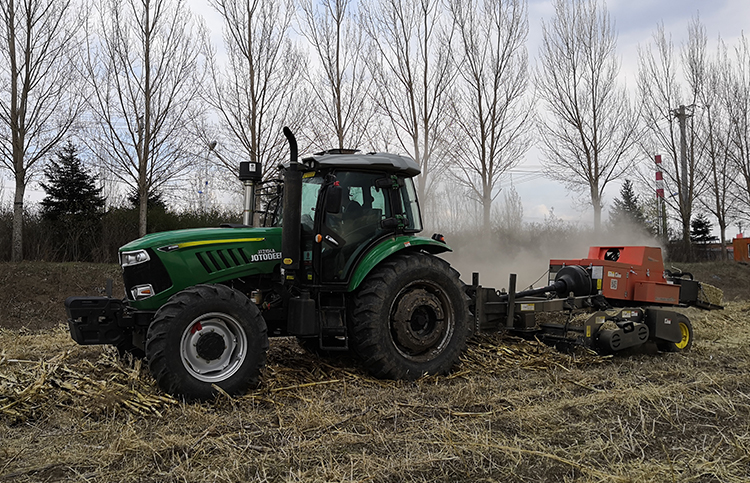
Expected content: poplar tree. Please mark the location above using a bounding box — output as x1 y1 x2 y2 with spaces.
0 0 86 261
536 0 639 232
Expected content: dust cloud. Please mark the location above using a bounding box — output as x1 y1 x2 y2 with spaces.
438 221 662 293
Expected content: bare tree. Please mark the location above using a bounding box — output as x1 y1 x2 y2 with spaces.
637 19 707 254
429 185 481 232
447 0 532 232
0 0 86 261
498 184 523 234
360 0 454 218
536 0 638 232
206 0 307 187
697 39 737 259
680 18 714 254
726 34 750 225
85 0 208 237
296 0 372 151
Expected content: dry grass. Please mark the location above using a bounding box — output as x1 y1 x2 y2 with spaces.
2 302 750 482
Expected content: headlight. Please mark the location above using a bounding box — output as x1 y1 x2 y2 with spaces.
131 284 155 300
120 249 150 268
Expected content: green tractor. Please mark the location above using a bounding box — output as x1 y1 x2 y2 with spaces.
66 128 472 400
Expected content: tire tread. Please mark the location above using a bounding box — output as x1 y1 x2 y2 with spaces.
145 284 268 400
349 252 470 380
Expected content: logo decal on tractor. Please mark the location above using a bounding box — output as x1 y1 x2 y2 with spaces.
251 249 282 262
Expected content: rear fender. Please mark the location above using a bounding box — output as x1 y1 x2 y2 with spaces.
347 236 451 291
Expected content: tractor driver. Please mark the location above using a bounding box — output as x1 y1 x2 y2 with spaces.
322 182 365 280
341 186 362 217
321 172 387 281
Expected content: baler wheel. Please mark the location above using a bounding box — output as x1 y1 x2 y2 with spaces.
348 252 471 380
657 318 694 352
146 284 268 400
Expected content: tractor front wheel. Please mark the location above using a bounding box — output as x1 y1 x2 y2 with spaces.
145 284 268 400
349 252 471 380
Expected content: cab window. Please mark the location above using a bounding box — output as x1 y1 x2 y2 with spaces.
300 173 323 234
321 171 390 282
400 177 422 232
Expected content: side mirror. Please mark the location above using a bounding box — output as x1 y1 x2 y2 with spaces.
375 176 404 190
325 185 343 213
380 216 408 230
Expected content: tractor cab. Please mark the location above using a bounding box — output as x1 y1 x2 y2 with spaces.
280 144 426 290
276 135 456 356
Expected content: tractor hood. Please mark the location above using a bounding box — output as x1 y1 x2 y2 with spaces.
119 226 283 311
120 226 281 253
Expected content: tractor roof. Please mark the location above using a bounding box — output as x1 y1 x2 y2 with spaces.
298 151 420 177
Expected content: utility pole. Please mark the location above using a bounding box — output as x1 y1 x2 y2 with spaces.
654 155 667 239
675 106 689 210
673 105 693 258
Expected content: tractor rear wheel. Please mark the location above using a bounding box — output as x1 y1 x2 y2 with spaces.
348 252 471 380
145 284 268 400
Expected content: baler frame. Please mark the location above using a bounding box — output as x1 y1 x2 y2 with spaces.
469 246 722 354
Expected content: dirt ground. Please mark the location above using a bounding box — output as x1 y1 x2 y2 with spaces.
0 260 747 330
0 262 124 331
1 261 749 482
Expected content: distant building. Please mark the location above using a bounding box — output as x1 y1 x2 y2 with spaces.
734 236 750 263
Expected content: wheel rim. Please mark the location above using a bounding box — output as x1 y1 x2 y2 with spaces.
180 312 248 383
675 322 690 349
389 281 454 362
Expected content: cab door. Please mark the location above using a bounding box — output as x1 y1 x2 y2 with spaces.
318 171 391 283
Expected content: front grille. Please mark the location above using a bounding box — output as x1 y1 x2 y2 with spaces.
123 248 172 297
196 247 251 274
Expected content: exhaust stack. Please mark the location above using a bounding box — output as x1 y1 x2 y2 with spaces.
281 127 302 276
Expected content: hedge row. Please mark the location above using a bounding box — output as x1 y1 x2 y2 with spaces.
0 207 241 263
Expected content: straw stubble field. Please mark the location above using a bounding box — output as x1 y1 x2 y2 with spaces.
1 262 749 482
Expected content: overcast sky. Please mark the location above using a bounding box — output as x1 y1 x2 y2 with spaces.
16 0 747 235
189 0 749 232
519 0 749 231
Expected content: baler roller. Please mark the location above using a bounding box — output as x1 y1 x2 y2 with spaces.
500 265 594 301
